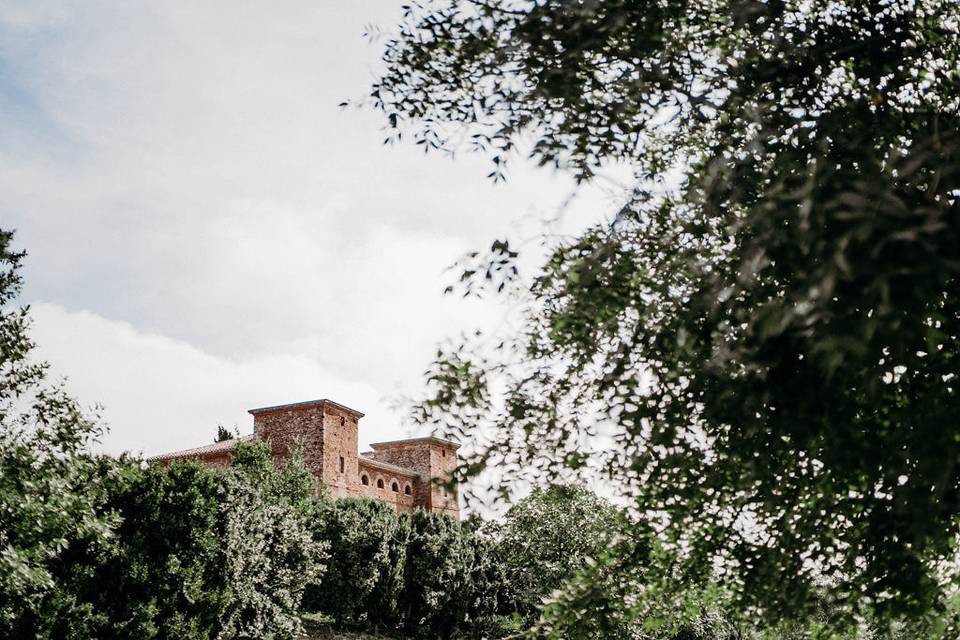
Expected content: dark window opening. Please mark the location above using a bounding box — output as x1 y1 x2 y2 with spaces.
340 416 345 426
361 474 369 486
391 481 399 492
376 478 384 489
442 449 446 458
339 457 344 473
404 484 412 495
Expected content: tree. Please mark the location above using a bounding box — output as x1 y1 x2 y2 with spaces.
55 460 230 640
400 510 492 640
216 445 327 639
371 0 960 628
215 424 235 443
302 498 408 629
490 484 634 624
0 230 118 637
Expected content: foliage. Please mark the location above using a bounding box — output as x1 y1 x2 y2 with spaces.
460 530 503 639
10 441 327 640
400 510 496 640
489 484 634 624
372 0 960 626
0 229 118 637
489 484 738 640
304 498 409 629
216 424 235 443
303 500 500 640
216 441 328 639
54 460 228 639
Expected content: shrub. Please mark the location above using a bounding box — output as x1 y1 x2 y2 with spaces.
303 498 408 629
400 510 493 640
489 484 634 625
55 460 228 639
3 435 326 638
217 444 327 639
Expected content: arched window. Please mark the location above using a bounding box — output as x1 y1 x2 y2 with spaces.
376 478 384 489
404 484 412 495
391 481 399 492
360 474 369 486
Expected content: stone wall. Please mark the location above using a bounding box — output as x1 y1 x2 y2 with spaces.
368 438 460 519
355 457 419 513
152 399 460 519
317 404 361 499
250 403 327 477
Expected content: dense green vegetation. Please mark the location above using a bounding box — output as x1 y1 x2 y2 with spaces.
0 232 856 640
370 0 960 632
3 181 960 638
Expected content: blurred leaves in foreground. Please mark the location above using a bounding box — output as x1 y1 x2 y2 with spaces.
371 0 960 631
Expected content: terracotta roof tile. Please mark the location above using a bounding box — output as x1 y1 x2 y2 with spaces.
148 434 255 462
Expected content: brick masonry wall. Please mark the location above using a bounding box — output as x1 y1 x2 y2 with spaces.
156 451 233 469
251 405 326 477
368 441 460 518
199 452 232 469
318 405 359 499
155 400 459 519
355 458 418 513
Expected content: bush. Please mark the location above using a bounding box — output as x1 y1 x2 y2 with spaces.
216 441 327 639
303 498 408 629
489 484 634 626
57 460 228 639
400 510 496 640
3 436 326 638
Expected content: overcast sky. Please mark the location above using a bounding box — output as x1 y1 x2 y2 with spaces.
0 1 625 457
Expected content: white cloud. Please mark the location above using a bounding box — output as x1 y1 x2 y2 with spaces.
1 1 628 458
29 302 413 457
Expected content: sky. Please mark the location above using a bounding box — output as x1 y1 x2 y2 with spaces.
0 1 626 459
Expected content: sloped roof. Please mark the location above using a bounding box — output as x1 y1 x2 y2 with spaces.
148 434 255 463
247 398 364 418
358 455 419 478
369 436 460 450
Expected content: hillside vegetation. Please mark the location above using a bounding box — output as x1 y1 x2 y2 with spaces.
4 225 956 638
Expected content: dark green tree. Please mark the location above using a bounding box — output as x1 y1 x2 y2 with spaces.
55 460 229 640
370 0 960 628
303 498 409 629
215 424 235 443
401 510 491 640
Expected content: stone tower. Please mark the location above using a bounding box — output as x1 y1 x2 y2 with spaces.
150 397 460 518
249 399 363 500
365 438 460 519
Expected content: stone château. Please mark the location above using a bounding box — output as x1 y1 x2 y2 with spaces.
150 398 460 519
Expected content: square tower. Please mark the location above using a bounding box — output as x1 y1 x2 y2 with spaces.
367 437 460 518
248 399 364 499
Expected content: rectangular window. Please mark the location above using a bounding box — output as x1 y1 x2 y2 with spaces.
339 456 344 473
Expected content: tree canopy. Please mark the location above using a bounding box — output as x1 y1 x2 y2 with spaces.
371 0 960 628
490 484 634 624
